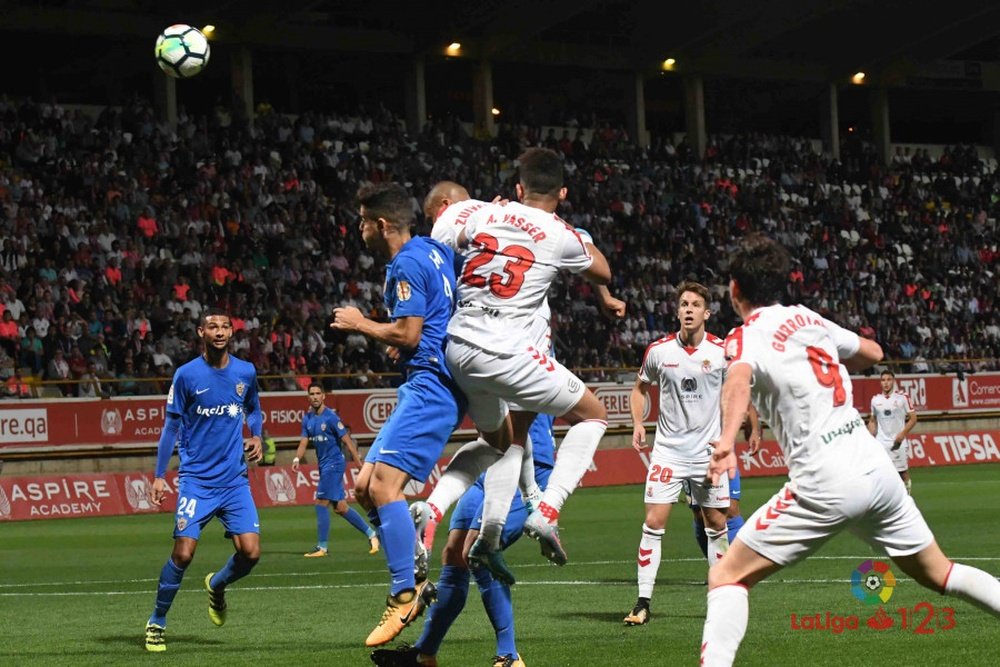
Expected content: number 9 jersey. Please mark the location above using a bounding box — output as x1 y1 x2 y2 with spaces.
433 199 592 354
724 304 883 491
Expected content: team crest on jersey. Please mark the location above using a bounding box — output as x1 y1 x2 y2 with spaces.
176 517 188 531
321 423 327 432
338 421 345 430
701 359 713 373
396 280 412 302
236 382 245 397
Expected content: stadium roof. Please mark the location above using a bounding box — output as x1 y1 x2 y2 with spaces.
12 0 1000 84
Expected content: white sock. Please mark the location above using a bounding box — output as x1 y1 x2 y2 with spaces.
700 585 749 667
637 523 664 599
705 527 730 566
519 433 542 510
540 420 607 513
480 444 525 548
944 562 1000 616
427 437 501 515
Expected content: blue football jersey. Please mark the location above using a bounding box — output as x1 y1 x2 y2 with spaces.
166 355 261 486
384 236 457 377
301 407 350 470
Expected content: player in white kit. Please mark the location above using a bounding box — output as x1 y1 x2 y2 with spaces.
699 233 1000 667
425 150 615 584
868 370 918 493
624 281 731 627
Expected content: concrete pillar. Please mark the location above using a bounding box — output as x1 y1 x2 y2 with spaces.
153 69 177 127
683 75 706 160
627 71 649 149
231 46 254 122
405 57 427 135
871 87 891 166
472 59 496 138
820 82 840 160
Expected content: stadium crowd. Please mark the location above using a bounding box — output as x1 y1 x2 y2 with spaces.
0 96 997 397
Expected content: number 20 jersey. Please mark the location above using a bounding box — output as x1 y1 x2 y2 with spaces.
433 200 592 354
725 304 882 491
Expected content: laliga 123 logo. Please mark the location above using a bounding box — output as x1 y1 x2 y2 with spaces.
851 559 896 605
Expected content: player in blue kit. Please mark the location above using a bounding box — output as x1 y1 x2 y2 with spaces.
144 309 264 652
372 414 554 667
331 182 465 648
293 382 379 557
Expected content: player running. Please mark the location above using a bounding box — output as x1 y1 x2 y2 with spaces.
868 370 918 493
700 233 1000 666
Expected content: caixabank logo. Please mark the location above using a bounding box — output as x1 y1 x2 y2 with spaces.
790 560 956 635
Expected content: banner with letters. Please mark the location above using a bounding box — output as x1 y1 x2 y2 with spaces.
2 373 998 451
3 431 998 521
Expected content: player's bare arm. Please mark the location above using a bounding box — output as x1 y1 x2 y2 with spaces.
342 433 362 464
747 403 762 455
841 337 884 373
710 363 751 484
596 285 626 319
331 308 424 350
630 378 651 451
292 437 309 471
581 244 611 285
894 409 918 449
867 410 878 436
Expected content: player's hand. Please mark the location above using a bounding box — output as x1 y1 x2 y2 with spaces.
632 425 648 451
149 477 169 507
331 306 365 331
600 295 627 319
749 430 762 455
891 437 903 451
291 457 301 472
708 439 737 485
244 436 263 463
386 346 401 362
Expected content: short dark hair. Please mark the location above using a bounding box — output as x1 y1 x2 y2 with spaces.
676 280 710 305
729 233 790 307
201 307 231 326
881 370 896 378
357 182 414 229
518 147 563 197
307 382 324 392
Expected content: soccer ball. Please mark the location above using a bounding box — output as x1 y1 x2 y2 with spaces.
155 25 210 78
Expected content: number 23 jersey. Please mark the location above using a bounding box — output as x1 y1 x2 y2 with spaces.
434 200 592 354
725 304 882 490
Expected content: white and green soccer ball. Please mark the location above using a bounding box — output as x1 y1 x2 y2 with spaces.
155 24 210 78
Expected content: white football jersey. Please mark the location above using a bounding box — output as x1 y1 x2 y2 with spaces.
870 391 913 444
725 304 883 491
437 200 592 353
639 332 726 462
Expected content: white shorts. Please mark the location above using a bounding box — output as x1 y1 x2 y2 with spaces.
738 457 934 566
881 439 909 472
446 336 586 432
643 450 729 509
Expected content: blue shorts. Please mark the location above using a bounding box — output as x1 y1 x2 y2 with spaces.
450 464 552 550
316 464 346 502
173 478 259 540
366 371 465 482
688 467 741 509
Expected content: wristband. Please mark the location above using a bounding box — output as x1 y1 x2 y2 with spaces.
292 457 300 464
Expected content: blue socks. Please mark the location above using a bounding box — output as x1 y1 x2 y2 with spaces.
416 564 470 656
473 566 517 659
727 515 745 543
315 504 331 549
693 518 709 558
210 553 256 591
342 506 376 538
149 558 186 626
377 500 416 596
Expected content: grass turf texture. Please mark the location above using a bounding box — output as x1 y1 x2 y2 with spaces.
3 464 999 666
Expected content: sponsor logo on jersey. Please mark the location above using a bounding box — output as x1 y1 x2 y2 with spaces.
100 409 123 436
196 403 244 418
681 377 698 392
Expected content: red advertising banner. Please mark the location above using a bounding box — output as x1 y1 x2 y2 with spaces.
4 431 998 521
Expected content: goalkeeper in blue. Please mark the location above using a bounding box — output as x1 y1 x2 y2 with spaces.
143 309 264 652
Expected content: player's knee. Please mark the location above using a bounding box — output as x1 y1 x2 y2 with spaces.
170 549 194 569
333 502 348 516
239 546 261 564
442 541 468 568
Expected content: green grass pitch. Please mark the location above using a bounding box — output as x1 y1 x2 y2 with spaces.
3 464 999 666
